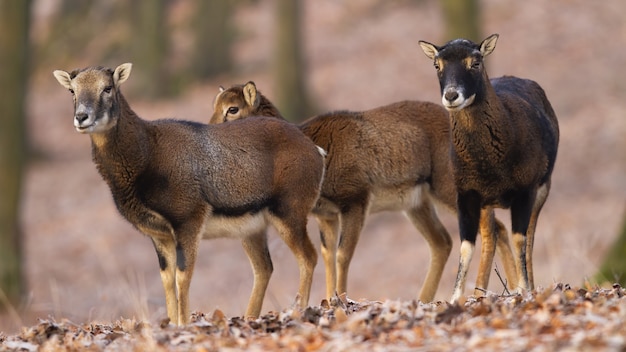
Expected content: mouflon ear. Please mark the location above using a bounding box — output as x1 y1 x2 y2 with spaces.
418 40 439 60
113 63 133 88
53 70 73 89
480 34 499 57
243 81 260 108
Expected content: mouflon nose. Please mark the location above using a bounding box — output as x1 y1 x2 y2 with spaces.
75 112 89 124
444 89 459 103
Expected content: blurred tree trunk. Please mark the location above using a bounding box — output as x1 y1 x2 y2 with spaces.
0 0 30 310
130 0 171 98
190 0 235 80
594 212 626 286
441 0 481 41
273 0 313 121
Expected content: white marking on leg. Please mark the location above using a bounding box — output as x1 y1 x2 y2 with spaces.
451 240 475 303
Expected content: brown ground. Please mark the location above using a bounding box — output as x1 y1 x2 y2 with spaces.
2 0 625 343
4 286 626 351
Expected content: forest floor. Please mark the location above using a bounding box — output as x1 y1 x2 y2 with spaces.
2 0 626 350
3 285 626 351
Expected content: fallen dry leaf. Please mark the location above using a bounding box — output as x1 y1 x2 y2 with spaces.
2 283 626 351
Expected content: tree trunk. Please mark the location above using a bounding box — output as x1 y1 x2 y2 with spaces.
190 0 234 80
130 0 170 98
273 0 313 122
0 0 30 310
441 0 481 41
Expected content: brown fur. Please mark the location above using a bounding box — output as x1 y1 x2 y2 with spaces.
53 64 325 325
210 81 282 124
211 82 518 302
420 34 559 301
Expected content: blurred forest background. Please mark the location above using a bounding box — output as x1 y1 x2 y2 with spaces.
1 0 625 334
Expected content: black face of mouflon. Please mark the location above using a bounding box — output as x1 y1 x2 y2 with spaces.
430 39 488 111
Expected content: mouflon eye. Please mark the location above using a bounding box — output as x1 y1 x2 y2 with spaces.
227 107 239 115
103 86 113 94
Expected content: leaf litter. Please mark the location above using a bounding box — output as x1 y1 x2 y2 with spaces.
2 284 626 351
